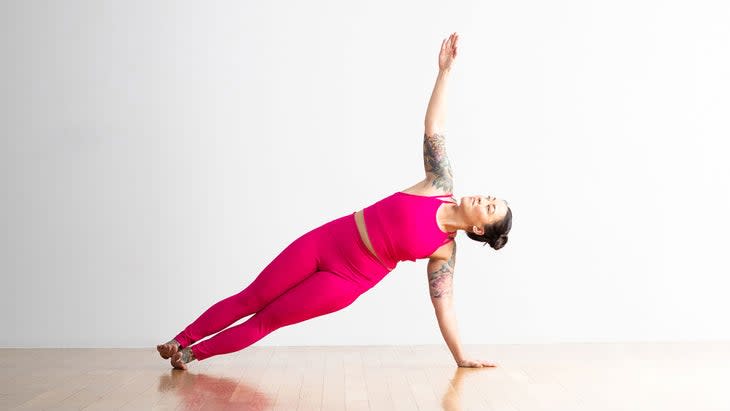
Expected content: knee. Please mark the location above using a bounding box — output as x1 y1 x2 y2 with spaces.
229 289 268 315
248 311 287 335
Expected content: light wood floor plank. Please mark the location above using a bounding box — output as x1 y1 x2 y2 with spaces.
2 342 729 410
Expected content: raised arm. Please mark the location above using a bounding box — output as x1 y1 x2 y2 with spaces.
423 33 458 192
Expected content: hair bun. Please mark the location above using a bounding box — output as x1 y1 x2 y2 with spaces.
492 234 509 250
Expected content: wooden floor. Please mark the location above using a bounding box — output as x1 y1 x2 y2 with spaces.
1 342 728 410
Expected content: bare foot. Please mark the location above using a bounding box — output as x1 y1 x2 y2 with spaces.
156 339 181 359
171 346 195 370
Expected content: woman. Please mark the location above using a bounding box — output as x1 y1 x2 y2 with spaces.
157 32 512 370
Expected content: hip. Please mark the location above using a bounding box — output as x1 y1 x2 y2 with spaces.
318 213 393 286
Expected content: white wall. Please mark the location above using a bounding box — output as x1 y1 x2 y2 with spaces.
2 0 728 348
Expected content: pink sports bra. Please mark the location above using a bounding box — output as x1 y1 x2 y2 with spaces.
361 191 456 270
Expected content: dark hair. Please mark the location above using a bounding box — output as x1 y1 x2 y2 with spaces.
465 207 512 250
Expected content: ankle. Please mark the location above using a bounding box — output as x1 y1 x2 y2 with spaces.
181 346 196 363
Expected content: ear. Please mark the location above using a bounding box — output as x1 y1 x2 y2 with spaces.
472 225 484 236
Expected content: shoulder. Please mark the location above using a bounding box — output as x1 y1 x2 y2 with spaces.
401 179 454 197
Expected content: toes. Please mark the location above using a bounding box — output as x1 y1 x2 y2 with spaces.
157 343 178 359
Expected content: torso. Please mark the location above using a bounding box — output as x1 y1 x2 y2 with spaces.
354 180 457 264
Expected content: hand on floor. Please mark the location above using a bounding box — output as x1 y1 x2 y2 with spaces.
456 358 497 368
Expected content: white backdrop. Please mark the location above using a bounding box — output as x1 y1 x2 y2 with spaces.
2 0 728 348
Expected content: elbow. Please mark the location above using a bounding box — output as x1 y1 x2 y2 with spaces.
424 122 444 137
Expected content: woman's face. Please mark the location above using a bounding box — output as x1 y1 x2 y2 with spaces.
459 195 509 234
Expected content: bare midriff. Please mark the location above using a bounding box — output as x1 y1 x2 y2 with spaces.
354 209 387 266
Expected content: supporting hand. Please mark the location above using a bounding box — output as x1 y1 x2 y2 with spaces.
456 358 497 368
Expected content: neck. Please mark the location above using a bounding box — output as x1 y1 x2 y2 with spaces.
440 203 471 232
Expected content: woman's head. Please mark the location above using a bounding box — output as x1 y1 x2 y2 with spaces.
458 195 512 250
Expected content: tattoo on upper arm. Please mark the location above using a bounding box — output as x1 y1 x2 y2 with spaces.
423 133 454 192
428 242 457 299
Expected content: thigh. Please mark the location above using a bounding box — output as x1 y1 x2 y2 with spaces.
254 270 367 329
235 223 327 308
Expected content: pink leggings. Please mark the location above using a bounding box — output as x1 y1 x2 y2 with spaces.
173 213 392 361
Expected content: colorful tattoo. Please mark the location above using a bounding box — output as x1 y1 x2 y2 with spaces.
428 242 456 298
423 132 454 192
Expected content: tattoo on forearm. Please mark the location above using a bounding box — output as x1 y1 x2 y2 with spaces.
429 243 457 298
423 133 454 192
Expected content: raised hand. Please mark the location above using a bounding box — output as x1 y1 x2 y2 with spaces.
439 32 459 71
